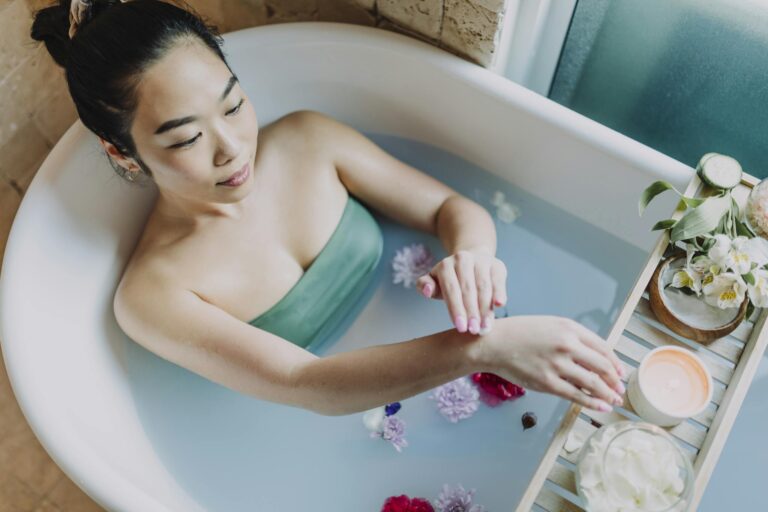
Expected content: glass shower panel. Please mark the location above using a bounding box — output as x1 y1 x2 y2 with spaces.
550 0 768 178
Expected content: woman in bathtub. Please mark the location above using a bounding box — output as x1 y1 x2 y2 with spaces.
31 0 625 416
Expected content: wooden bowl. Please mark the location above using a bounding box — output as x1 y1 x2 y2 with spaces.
648 254 748 343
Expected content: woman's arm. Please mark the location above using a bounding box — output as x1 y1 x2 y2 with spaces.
115 270 624 417
286 110 506 334
114 274 489 416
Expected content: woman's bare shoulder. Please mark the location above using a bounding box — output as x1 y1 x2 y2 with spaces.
113 217 199 324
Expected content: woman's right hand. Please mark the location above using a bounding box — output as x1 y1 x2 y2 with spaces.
479 315 626 412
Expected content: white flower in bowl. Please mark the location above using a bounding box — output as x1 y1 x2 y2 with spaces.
702 272 747 309
671 268 702 296
690 255 718 275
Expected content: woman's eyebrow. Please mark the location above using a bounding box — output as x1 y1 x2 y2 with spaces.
154 75 239 135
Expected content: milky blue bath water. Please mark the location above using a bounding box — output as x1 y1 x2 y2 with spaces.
122 134 646 511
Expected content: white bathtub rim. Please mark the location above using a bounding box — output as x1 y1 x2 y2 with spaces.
222 22 694 189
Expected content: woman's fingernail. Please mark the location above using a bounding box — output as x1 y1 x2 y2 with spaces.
422 284 433 297
616 382 626 395
613 394 623 406
598 401 612 412
468 317 480 334
455 315 467 332
479 314 494 335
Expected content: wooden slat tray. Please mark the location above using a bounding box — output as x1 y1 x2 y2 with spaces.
516 172 768 511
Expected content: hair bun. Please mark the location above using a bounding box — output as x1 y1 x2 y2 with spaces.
80 0 124 27
30 1 73 67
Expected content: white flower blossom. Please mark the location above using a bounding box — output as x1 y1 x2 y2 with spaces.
708 235 768 275
691 254 718 275
490 191 520 224
362 407 386 432
671 267 702 295
734 236 768 268
747 268 768 308
702 272 747 309
708 235 733 268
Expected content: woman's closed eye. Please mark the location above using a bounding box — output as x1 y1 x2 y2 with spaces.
226 98 244 116
169 132 202 149
167 99 244 149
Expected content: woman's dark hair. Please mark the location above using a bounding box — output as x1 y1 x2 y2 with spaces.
30 0 231 182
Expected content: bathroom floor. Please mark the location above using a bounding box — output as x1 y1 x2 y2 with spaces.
0 168 103 510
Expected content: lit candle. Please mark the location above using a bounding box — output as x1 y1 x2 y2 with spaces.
627 346 712 427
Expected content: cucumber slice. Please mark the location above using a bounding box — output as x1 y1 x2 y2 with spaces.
696 153 742 190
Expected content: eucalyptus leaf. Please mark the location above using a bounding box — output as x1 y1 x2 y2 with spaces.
744 272 756 286
735 218 755 238
682 196 705 208
670 194 732 242
731 197 741 218
639 181 681 216
652 219 677 231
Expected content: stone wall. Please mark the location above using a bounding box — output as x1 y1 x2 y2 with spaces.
192 0 511 66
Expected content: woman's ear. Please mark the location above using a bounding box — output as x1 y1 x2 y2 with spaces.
98 137 141 174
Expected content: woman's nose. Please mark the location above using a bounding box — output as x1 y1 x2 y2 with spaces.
213 126 242 166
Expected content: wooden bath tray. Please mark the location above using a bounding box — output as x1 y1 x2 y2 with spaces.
516 172 768 511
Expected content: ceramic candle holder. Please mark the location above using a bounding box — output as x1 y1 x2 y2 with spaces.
627 346 713 427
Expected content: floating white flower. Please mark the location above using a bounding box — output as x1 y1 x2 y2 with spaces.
391 243 434 288
490 191 521 224
362 406 386 432
747 269 768 308
702 272 747 309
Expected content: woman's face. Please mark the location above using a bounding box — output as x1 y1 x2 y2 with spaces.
129 38 259 206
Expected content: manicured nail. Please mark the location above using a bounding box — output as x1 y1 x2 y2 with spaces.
468 317 480 334
613 394 624 406
455 315 467 333
598 401 612 412
422 283 433 297
616 382 626 395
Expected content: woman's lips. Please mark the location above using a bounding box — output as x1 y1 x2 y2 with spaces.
217 162 250 187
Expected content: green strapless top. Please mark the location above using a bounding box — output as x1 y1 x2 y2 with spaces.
248 195 383 351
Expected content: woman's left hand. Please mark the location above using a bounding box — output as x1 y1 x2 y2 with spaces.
416 247 508 335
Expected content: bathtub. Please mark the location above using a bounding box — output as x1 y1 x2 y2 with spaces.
0 22 702 511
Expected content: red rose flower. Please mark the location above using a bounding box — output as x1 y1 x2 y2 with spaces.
471 372 525 407
409 498 435 512
381 495 435 512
